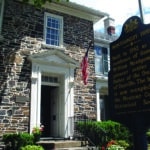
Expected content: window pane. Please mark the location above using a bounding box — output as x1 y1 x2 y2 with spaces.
102 47 108 61
102 47 108 73
55 23 59 28
100 99 105 121
46 39 50 44
94 45 108 74
94 45 102 56
47 28 51 34
50 29 54 34
103 60 108 73
51 40 55 45
46 33 50 39
51 34 54 39
95 57 102 73
45 14 62 46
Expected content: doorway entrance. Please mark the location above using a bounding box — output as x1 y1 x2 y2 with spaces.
29 50 78 138
41 85 59 137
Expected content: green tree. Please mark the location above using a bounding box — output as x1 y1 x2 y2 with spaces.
23 0 69 7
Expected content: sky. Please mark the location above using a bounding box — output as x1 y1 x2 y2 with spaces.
70 0 150 36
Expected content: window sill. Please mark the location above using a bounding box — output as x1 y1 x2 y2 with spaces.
95 74 108 81
41 43 65 51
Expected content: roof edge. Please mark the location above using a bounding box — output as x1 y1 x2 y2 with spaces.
44 1 109 23
16 0 109 23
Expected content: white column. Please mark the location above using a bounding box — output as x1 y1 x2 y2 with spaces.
96 88 101 121
30 63 40 133
68 68 74 138
37 65 41 127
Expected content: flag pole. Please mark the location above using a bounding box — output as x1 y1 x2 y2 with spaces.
138 0 144 23
85 40 93 56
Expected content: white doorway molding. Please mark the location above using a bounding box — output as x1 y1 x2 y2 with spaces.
28 50 79 137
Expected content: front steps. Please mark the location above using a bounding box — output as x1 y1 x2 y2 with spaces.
0 139 97 150
56 147 96 150
37 139 96 150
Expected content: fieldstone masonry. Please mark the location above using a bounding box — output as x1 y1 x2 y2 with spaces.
0 0 96 137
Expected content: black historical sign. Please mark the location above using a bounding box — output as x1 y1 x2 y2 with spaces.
109 16 150 116
109 16 150 150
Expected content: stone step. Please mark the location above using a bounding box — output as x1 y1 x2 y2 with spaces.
56 146 97 150
37 140 89 150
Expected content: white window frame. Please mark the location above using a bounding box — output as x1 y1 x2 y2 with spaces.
94 45 109 75
95 54 103 75
0 0 4 38
102 47 109 75
44 12 63 48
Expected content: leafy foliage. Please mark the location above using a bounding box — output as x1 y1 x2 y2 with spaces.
23 0 69 7
2 133 34 150
76 121 107 146
76 120 133 148
117 140 130 149
107 144 124 150
106 139 129 150
32 126 43 135
99 120 132 143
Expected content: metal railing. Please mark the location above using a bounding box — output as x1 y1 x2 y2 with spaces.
94 31 118 42
69 114 96 147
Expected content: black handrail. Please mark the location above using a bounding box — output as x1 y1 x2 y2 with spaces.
73 114 107 147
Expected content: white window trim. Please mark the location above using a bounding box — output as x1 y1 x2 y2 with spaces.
43 12 64 48
41 42 65 51
95 55 103 75
0 0 4 40
103 53 109 75
96 82 108 121
94 45 110 75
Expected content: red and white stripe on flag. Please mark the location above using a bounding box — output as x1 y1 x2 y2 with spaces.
81 55 88 85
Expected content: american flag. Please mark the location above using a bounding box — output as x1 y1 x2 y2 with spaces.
81 41 92 85
81 51 88 85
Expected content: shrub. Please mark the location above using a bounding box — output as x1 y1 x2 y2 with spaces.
106 140 129 150
107 144 124 150
76 120 132 148
76 121 107 146
18 133 34 148
117 140 129 149
2 133 18 150
2 133 34 150
20 145 44 150
99 120 132 143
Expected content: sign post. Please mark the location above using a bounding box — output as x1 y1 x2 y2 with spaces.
109 16 150 150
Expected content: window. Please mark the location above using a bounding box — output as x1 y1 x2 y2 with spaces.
100 95 110 121
44 13 63 47
100 99 105 121
0 0 4 36
42 75 58 83
94 45 109 75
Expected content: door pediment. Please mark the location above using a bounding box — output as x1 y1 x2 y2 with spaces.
30 50 76 137
28 50 79 68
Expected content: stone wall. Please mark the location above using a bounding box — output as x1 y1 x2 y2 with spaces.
0 0 96 136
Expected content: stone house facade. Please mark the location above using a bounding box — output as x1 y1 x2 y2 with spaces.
0 0 110 138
